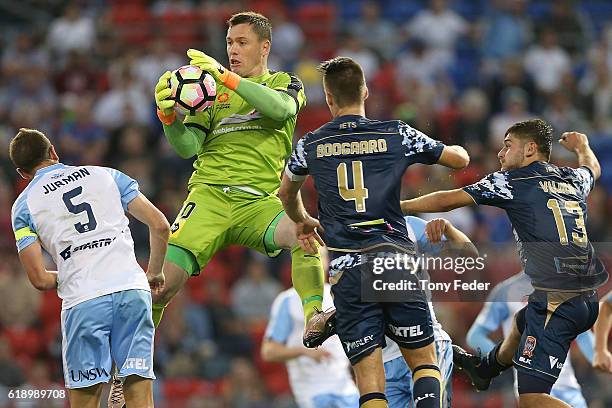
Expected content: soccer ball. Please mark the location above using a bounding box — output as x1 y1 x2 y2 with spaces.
168 65 216 115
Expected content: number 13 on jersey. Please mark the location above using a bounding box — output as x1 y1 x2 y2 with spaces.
337 161 368 212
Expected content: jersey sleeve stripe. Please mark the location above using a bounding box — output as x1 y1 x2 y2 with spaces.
285 166 307 181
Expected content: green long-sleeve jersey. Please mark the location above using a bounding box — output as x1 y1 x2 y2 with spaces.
165 70 307 195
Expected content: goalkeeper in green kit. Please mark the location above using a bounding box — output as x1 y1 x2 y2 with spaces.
153 12 325 337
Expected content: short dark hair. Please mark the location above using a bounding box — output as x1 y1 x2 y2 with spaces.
227 11 271 42
317 57 366 108
9 128 52 173
505 119 553 160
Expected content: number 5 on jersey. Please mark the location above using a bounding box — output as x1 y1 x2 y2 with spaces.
63 187 97 233
337 161 368 212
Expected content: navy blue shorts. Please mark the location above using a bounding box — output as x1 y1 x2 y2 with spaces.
513 290 598 388
329 250 434 365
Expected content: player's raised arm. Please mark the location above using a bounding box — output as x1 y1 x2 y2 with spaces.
127 194 170 294
401 189 475 215
187 49 303 124
437 145 470 169
559 131 601 180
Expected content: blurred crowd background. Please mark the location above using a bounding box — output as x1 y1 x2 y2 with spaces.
0 0 612 406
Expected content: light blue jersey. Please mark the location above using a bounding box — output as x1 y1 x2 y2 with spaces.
11 163 155 389
467 273 592 407
265 285 359 408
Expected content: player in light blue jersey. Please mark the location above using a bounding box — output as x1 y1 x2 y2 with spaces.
262 283 359 408
467 272 594 408
381 216 477 408
593 290 612 373
9 128 169 408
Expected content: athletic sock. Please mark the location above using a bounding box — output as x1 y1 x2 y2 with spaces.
412 365 441 408
359 392 388 408
291 246 324 322
478 341 512 378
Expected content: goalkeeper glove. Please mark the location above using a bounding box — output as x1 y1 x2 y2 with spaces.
187 48 241 91
155 71 176 125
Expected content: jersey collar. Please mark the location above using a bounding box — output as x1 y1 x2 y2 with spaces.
245 70 272 84
33 163 66 178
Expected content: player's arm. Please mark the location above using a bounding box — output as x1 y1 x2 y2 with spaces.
437 145 470 169
559 131 601 180
593 292 612 373
18 241 57 291
155 71 207 158
188 49 300 122
127 193 170 293
574 330 595 365
261 339 330 363
466 288 509 354
401 189 475 215
424 218 479 258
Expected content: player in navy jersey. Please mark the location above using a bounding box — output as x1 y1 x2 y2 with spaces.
278 57 469 408
400 119 607 408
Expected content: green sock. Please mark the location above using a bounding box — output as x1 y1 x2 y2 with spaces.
291 246 324 322
152 303 166 328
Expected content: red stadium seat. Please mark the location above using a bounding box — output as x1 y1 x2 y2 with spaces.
156 11 203 50
110 4 153 46
296 3 336 58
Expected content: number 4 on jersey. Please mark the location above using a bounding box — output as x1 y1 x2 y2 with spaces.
337 161 368 212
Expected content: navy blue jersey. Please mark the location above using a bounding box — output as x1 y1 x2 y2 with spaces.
286 115 444 252
463 161 608 291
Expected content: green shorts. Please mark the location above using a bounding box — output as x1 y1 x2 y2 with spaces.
167 184 284 276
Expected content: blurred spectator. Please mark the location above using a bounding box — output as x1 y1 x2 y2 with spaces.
489 87 536 145
152 0 195 15
406 0 468 65
54 50 100 96
0 337 24 388
18 360 64 408
47 2 96 57
222 358 269 408
486 57 537 114
523 26 572 95
336 33 379 80
541 0 594 58
57 94 108 166
134 37 183 90
269 10 304 70
0 259 41 328
1 33 49 78
93 64 152 130
480 0 532 69
231 254 282 324
455 88 490 150
350 1 398 60
543 91 589 135
396 39 448 87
